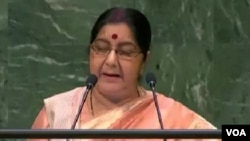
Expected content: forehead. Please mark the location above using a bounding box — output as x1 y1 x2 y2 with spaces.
96 23 135 42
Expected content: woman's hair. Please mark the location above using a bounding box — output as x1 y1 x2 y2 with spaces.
89 7 152 61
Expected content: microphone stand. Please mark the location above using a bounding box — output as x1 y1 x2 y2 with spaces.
71 88 91 129
149 82 167 141
66 86 92 141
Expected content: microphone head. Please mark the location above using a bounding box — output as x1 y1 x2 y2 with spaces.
86 74 98 89
145 72 157 87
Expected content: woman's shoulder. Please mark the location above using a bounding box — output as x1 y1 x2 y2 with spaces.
142 88 184 110
158 93 216 129
44 86 86 101
43 86 86 109
143 88 216 129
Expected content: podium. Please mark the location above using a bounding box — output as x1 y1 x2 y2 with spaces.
0 129 221 139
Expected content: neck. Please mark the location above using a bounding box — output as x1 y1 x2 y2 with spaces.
87 86 139 117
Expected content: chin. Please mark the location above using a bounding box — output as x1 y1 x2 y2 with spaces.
96 82 124 95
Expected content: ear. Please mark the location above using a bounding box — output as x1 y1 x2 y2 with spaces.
145 51 150 63
140 51 150 75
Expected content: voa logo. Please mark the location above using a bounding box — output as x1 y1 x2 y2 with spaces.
226 129 246 136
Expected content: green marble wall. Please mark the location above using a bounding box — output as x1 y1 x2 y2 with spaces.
0 0 250 134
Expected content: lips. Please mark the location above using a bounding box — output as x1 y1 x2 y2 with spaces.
102 73 121 77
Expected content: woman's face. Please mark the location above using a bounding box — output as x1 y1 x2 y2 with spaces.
89 23 148 99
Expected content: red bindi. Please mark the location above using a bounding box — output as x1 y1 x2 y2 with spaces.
112 34 118 39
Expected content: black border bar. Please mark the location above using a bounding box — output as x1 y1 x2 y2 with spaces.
0 129 221 139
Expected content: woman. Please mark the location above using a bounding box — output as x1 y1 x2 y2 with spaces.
30 7 220 141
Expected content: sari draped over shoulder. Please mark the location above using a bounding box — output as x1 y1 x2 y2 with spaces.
44 86 221 141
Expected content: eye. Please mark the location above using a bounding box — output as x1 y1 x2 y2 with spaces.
94 43 110 53
118 46 137 57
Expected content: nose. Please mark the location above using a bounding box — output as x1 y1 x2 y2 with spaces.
105 50 118 67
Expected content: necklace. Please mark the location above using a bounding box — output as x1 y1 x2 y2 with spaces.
89 88 142 117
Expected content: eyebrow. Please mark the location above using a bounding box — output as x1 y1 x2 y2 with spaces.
94 38 110 44
117 42 136 49
95 38 136 48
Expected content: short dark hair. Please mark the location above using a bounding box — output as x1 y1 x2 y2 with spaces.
89 7 152 61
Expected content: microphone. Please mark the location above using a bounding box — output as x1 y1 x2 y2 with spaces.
70 74 98 129
145 72 166 141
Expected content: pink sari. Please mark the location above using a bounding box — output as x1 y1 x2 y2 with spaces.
43 87 221 141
